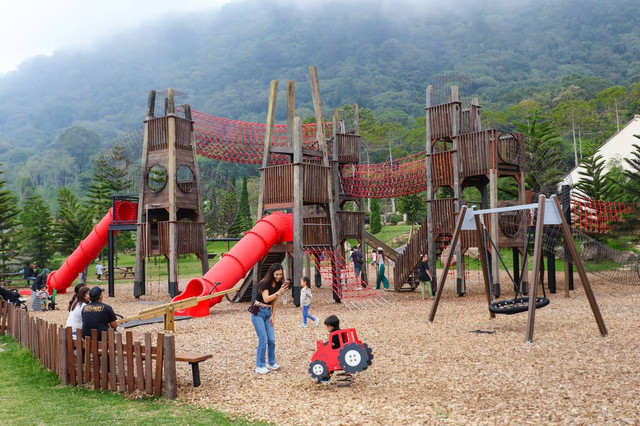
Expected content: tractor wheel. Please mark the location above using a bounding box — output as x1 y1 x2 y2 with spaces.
338 343 369 374
308 360 328 381
364 343 374 365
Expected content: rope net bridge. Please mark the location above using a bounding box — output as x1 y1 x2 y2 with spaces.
303 247 390 310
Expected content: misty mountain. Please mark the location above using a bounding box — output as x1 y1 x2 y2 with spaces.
0 0 639 178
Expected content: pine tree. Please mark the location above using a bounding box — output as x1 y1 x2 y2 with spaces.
55 187 93 255
574 154 617 200
0 165 21 273
18 194 56 267
370 198 383 234
232 175 253 233
86 171 114 222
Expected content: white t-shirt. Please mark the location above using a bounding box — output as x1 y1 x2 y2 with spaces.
65 302 86 331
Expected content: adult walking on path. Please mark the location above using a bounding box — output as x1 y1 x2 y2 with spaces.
376 248 390 289
417 253 433 299
250 263 289 374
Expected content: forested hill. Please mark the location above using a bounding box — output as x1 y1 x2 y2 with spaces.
0 0 639 191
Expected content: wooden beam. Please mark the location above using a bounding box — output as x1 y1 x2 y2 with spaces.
428 205 467 323
552 196 608 337
525 195 546 343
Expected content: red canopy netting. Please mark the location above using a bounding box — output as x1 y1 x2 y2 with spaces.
303 247 389 310
571 195 635 234
339 151 427 199
192 110 331 164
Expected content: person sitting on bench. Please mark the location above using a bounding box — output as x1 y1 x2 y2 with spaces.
81 286 117 341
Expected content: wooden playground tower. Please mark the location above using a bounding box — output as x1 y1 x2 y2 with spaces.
403 85 528 295
133 89 209 298
240 67 365 303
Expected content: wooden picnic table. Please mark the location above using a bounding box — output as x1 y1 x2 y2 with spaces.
0 272 25 287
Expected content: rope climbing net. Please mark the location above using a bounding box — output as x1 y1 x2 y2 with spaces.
303 247 389 310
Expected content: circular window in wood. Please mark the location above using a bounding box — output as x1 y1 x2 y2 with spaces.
177 165 195 193
147 164 167 193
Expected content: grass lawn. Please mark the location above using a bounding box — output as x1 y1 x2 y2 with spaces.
0 334 264 426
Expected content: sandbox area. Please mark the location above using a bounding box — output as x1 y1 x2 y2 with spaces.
35 272 640 425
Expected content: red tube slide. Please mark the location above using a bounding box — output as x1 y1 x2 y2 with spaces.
47 202 137 294
171 211 293 317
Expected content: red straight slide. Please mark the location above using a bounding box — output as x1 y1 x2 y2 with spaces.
171 212 293 317
46 203 137 294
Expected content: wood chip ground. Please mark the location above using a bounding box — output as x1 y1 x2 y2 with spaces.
35 269 640 425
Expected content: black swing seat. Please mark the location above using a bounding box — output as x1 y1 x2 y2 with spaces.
489 296 550 315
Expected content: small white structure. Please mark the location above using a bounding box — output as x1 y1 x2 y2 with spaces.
567 114 640 186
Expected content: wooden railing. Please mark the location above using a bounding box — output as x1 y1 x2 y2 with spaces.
337 211 364 240
303 218 330 246
0 300 178 399
336 133 360 164
263 163 330 208
148 117 169 151
427 102 460 139
393 218 429 291
430 151 454 189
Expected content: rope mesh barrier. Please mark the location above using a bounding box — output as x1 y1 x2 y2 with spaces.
571 195 635 235
303 246 389 310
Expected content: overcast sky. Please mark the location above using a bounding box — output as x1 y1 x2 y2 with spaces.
0 0 239 74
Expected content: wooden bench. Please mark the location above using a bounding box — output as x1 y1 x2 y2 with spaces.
175 352 213 387
90 341 211 387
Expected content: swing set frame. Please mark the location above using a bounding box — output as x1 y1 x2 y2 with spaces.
428 194 608 343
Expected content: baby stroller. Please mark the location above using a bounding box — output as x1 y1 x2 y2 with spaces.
0 286 28 311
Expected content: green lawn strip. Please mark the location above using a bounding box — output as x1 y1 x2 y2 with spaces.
0 335 265 426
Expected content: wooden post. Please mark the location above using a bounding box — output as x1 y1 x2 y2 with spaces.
292 116 304 305
185 103 210 277
286 81 295 147
134 90 155 298
552 196 608 337
525 196 546 343
163 334 177 400
166 89 179 297
144 333 153 394
60 326 68 386
426 85 437 288
489 132 500 297
154 333 165 396
450 86 465 296
475 212 496 319
116 333 126 392
428 205 468 323
253 80 279 294
309 66 339 250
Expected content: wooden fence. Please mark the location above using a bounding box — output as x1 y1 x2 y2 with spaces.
0 299 178 399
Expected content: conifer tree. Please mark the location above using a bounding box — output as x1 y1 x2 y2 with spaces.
19 194 55 267
370 198 383 234
0 165 21 273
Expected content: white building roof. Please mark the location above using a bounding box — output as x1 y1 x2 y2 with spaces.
567 114 640 185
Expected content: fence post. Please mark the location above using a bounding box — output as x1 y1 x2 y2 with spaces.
60 326 69 386
163 334 177 400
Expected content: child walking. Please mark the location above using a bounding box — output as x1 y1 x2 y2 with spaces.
299 276 320 328
96 260 104 282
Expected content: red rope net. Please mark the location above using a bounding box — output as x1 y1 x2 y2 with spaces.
192 110 331 164
303 247 387 309
571 195 635 234
339 151 427 198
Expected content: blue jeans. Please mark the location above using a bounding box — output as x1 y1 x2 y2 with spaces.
302 305 316 325
251 306 276 368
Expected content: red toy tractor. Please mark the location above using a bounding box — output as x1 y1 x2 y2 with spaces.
308 328 373 383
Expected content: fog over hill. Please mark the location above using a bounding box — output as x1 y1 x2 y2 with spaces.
0 0 639 190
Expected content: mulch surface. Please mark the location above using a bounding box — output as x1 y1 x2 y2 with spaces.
35 269 640 425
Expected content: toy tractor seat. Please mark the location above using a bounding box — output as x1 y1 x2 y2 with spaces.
308 328 373 386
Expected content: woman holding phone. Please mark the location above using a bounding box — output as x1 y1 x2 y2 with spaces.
251 263 289 374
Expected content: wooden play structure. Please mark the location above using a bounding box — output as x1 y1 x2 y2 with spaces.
392 85 528 294
232 67 369 304
133 89 209 298
428 194 608 342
